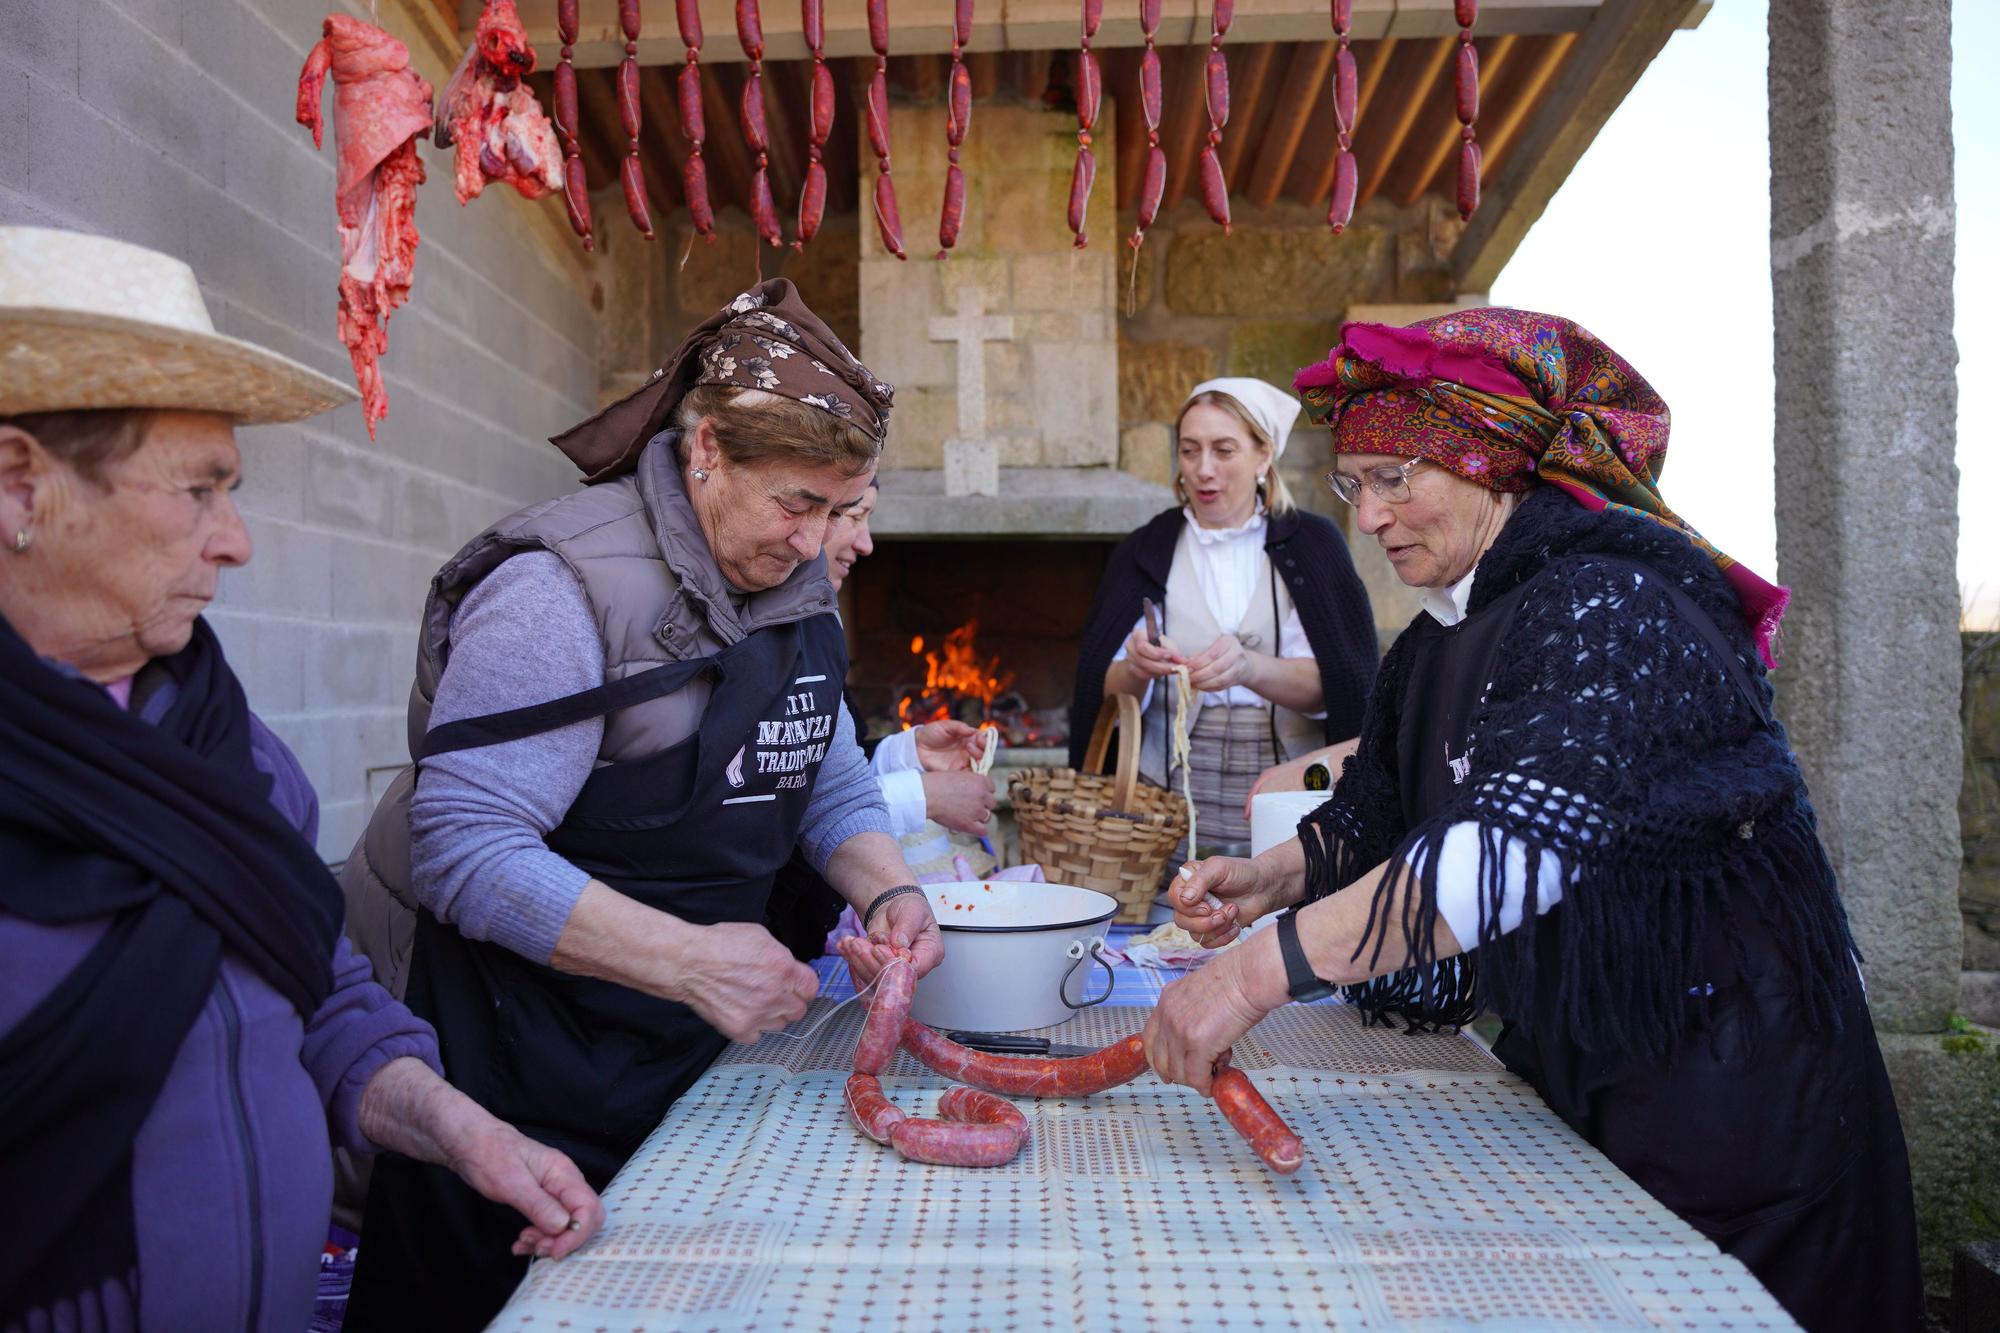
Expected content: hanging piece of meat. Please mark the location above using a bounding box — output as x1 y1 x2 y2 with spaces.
296 15 433 439
435 0 563 206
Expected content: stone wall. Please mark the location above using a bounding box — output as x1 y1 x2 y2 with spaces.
2 0 598 858
1966 632 2000 969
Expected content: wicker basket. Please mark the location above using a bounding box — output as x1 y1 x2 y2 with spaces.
1009 692 1189 924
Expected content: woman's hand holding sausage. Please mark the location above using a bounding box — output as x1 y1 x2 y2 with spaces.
843 891 943 986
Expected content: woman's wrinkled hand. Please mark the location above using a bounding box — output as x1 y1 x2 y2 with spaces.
913 719 989 772
1120 625 1185 681
1168 855 1288 948
842 892 944 983
922 770 995 835
677 921 822 1043
1141 935 1283 1095
1185 633 1256 694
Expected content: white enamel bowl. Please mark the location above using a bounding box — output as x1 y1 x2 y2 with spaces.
908 881 1120 1033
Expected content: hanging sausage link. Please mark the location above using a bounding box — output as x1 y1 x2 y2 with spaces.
936 0 974 259
1067 0 1103 248
794 0 832 248
1454 0 1481 220
677 0 715 242
617 0 653 237
866 0 906 259
552 0 593 248
1327 0 1359 234
1126 0 1166 260
738 0 783 248
1197 0 1233 233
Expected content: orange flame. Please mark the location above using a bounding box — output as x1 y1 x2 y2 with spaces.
897 620 1014 728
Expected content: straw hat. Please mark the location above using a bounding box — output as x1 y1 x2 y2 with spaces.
0 226 355 423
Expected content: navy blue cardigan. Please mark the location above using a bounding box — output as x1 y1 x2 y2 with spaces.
1068 506 1378 770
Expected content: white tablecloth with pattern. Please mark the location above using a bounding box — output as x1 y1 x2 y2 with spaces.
487 938 1797 1332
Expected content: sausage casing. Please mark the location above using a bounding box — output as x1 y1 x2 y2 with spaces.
900 1023 1148 1097
847 1073 907 1144
1210 1068 1304 1175
851 953 914 1075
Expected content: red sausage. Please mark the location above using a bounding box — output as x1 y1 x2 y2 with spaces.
1136 144 1166 229
900 1023 1148 1097
1210 1068 1304 1175
873 171 907 259
868 0 889 55
936 162 964 257
1139 47 1162 129
678 62 705 142
1198 145 1230 233
795 159 827 248
1455 0 1478 27
1081 0 1102 38
1332 0 1351 30
1068 146 1095 245
1455 40 1479 125
851 954 914 1075
751 166 781 245
741 72 769 152
1076 49 1101 129
1205 49 1229 129
953 0 974 46
946 60 972 147
1333 44 1357 134
810 60 835 143
563 157 593 249
618 56 642 139
1328 148 1357 233
621 154 654 237
619 0 641 41
846 1073 907 1144
867 67 892 160
684 153 715 235
939 1085 1030 1138
891 1116 1022 1167
736 0 763 59
802 0 824 52
554 60 580 137
676 0 701 48
1457 137 1481 220
1211 0 1233 38
558 0 580 44
1140 0 1162 34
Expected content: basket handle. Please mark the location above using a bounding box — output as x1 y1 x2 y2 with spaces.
1081 691 1142 814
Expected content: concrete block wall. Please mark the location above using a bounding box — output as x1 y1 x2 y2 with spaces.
1 0 598 859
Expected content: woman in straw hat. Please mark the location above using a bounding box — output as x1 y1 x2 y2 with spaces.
1144 310 1921 1329
344 278 943 1329
0 227 603 1332
1070 377 1377 882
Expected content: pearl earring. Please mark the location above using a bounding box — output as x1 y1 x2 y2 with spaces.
10 530 26 554
691 468 709 481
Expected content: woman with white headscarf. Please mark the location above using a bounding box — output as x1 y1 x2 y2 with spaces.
1069 378 1377 866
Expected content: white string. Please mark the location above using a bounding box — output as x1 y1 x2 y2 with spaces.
1168 663 1196 856
971 725 998 776
758 957 907 1044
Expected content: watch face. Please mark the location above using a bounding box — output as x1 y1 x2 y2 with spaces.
1303 762 1331 791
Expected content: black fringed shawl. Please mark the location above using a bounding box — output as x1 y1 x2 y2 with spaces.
1068 506 1379 770
1299 488 1860 1057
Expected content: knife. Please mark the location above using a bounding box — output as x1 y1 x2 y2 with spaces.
947 1030 1095 1058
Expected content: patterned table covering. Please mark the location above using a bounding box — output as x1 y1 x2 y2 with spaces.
489 933 1798 1332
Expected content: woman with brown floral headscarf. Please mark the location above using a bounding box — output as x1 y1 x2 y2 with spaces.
1144 309 1920 1330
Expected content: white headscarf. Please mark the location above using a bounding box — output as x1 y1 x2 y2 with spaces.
1183 377 1303 459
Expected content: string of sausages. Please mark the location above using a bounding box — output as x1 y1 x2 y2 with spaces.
551 0 592 249
616 0 653 238
837 937 1305 1174
865 0 906 259
1126 0 1166 268
676 0 716 243
1066 0 1103 248
738 0 783 250
1327 0 1359 234
794 0 832 248
1454 0 1481 220
936 0 974 259
1198 0 1233 233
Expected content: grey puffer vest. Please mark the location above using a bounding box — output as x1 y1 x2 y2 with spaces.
337 433 839 1000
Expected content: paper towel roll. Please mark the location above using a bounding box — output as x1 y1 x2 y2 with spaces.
1250 791 1332 857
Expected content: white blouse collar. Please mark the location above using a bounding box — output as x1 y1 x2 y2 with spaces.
1182 501 1268 546
1421 565 1479 627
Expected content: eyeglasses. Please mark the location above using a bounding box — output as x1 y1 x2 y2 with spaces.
1325 457 1429 507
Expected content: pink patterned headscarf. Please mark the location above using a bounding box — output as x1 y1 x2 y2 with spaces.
1294 308 1790 667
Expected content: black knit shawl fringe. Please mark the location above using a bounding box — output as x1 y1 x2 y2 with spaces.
1296 490 1862 1057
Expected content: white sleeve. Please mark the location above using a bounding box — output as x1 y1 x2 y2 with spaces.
871 726 922 776
1424 823 1570 949
1276 603 1326 720
1109 615 1155 712
877 769 928 838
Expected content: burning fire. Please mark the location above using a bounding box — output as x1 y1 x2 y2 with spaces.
897 620 1015 728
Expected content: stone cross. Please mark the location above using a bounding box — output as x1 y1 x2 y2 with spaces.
927 286 1014 497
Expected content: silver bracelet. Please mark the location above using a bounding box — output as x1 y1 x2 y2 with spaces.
862 884 926 928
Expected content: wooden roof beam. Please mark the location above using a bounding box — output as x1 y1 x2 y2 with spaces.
1451 0 1706 291
500 0 1637 69
1356 38 1453 205
1245 42 1333 209
1214 42 1284 186
1395 32 1519 207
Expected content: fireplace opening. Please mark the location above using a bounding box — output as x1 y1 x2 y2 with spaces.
840 538 1115 750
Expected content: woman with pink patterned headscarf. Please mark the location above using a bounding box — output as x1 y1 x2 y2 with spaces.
1145 309 1920 1331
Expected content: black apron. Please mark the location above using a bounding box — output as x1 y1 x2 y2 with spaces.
348 614 849 1332
1395 563 1921 1333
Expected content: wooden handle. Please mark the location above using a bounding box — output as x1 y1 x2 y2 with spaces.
1082 692 1143 814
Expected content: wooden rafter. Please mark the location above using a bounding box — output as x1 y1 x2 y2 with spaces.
1215 42 1282 185
1475 31 1576 181
1159 46 1211 212
1245 41 1332 208
1356 37 1452 205
1396 31 1518 206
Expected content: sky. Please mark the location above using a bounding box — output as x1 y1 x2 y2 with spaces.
1490 0 1995 629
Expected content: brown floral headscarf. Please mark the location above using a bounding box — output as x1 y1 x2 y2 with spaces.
549 277 894 484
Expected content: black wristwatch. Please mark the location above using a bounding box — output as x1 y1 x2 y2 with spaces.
1276 907 1337 1003
1303 761 1332 791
